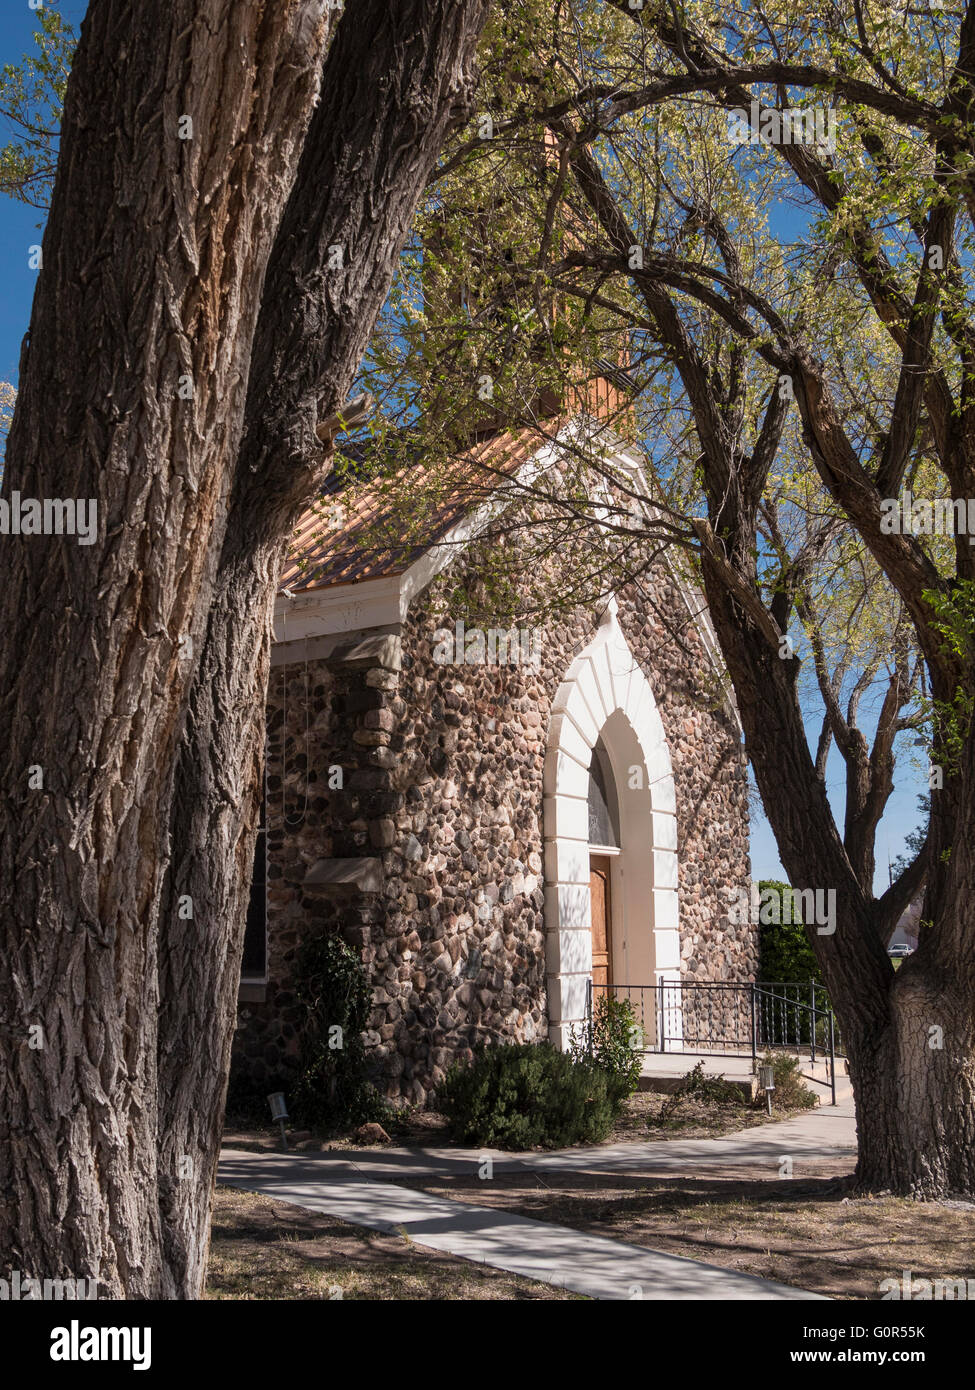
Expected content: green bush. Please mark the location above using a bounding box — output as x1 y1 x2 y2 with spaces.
437 1042 619 1149
659 1060 745 1122
290 930 389 1132
569 994 643 1104
756 1051 819 1111
756 881 833 1048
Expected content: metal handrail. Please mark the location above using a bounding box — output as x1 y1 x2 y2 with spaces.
584 977 840 1105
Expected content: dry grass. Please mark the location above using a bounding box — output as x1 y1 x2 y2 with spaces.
609 1088 803 1141
409 1159 975 1299
206 1186 580 1300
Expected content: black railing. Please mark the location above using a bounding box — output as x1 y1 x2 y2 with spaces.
586 978 840 1105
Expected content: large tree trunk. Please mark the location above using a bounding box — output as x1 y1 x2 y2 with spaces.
156 0 490 1298
0 0 487 1299
852 963 975 1197
855 714 975 1197
701 553 975 1199
0 0 334 1299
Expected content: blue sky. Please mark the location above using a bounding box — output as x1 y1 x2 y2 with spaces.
0 2 86 382
749 726 924 891
0 2 927 890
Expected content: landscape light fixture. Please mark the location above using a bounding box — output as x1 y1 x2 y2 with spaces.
267 1091 290 1148
758 1064 776 1116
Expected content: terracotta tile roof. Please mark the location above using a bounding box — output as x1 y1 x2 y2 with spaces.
279 373 636 596
279 425 546 595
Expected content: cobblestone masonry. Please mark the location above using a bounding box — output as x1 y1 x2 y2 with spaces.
229 548 754 1109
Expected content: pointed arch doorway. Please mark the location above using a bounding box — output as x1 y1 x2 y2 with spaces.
543 604 682 1050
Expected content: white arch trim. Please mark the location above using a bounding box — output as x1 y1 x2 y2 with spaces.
543 601 682 1049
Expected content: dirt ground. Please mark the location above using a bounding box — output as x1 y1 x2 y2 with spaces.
405 1158 975 1300
206 1185 579 1299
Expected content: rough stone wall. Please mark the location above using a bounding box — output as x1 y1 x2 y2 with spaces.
229 654 349 1107
229 546 753 1110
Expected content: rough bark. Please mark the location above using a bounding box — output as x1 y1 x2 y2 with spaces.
0 0 335 1300
854 967 975 1198
155 0 490 1298
0 0 487 1299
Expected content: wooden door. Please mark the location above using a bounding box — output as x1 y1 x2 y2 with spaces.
589 855 613 990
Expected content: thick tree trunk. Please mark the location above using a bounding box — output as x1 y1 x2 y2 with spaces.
701 553 975 1199
0 0 335 1298
850 963 975 1197
856 724 975 1197
154 0 490 1297
1 0 488 1301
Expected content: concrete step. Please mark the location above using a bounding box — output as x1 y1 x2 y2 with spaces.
637 1050 846 1105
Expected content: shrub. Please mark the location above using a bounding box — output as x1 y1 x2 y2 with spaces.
437 1042 618 1149
756 881 834 1048
290 930 389 1132
569 994 643 1104
756 1051 819 1111
658 1060 745 1122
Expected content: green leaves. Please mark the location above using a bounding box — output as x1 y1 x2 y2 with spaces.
924 580 975 663
0 8 75 210
290 931 389 1133
438 1041 621 1148
920 582 975 772
569 992 644 1101
757 880 824 987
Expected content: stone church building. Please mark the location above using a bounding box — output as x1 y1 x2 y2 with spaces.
229 390 755 1108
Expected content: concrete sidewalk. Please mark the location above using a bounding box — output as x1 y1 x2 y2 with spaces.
218 1147 827 1300
217 1092 855 1301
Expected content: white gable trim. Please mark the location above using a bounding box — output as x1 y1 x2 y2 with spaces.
272 417 739 739
272 432 570 643
578 426 742 736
